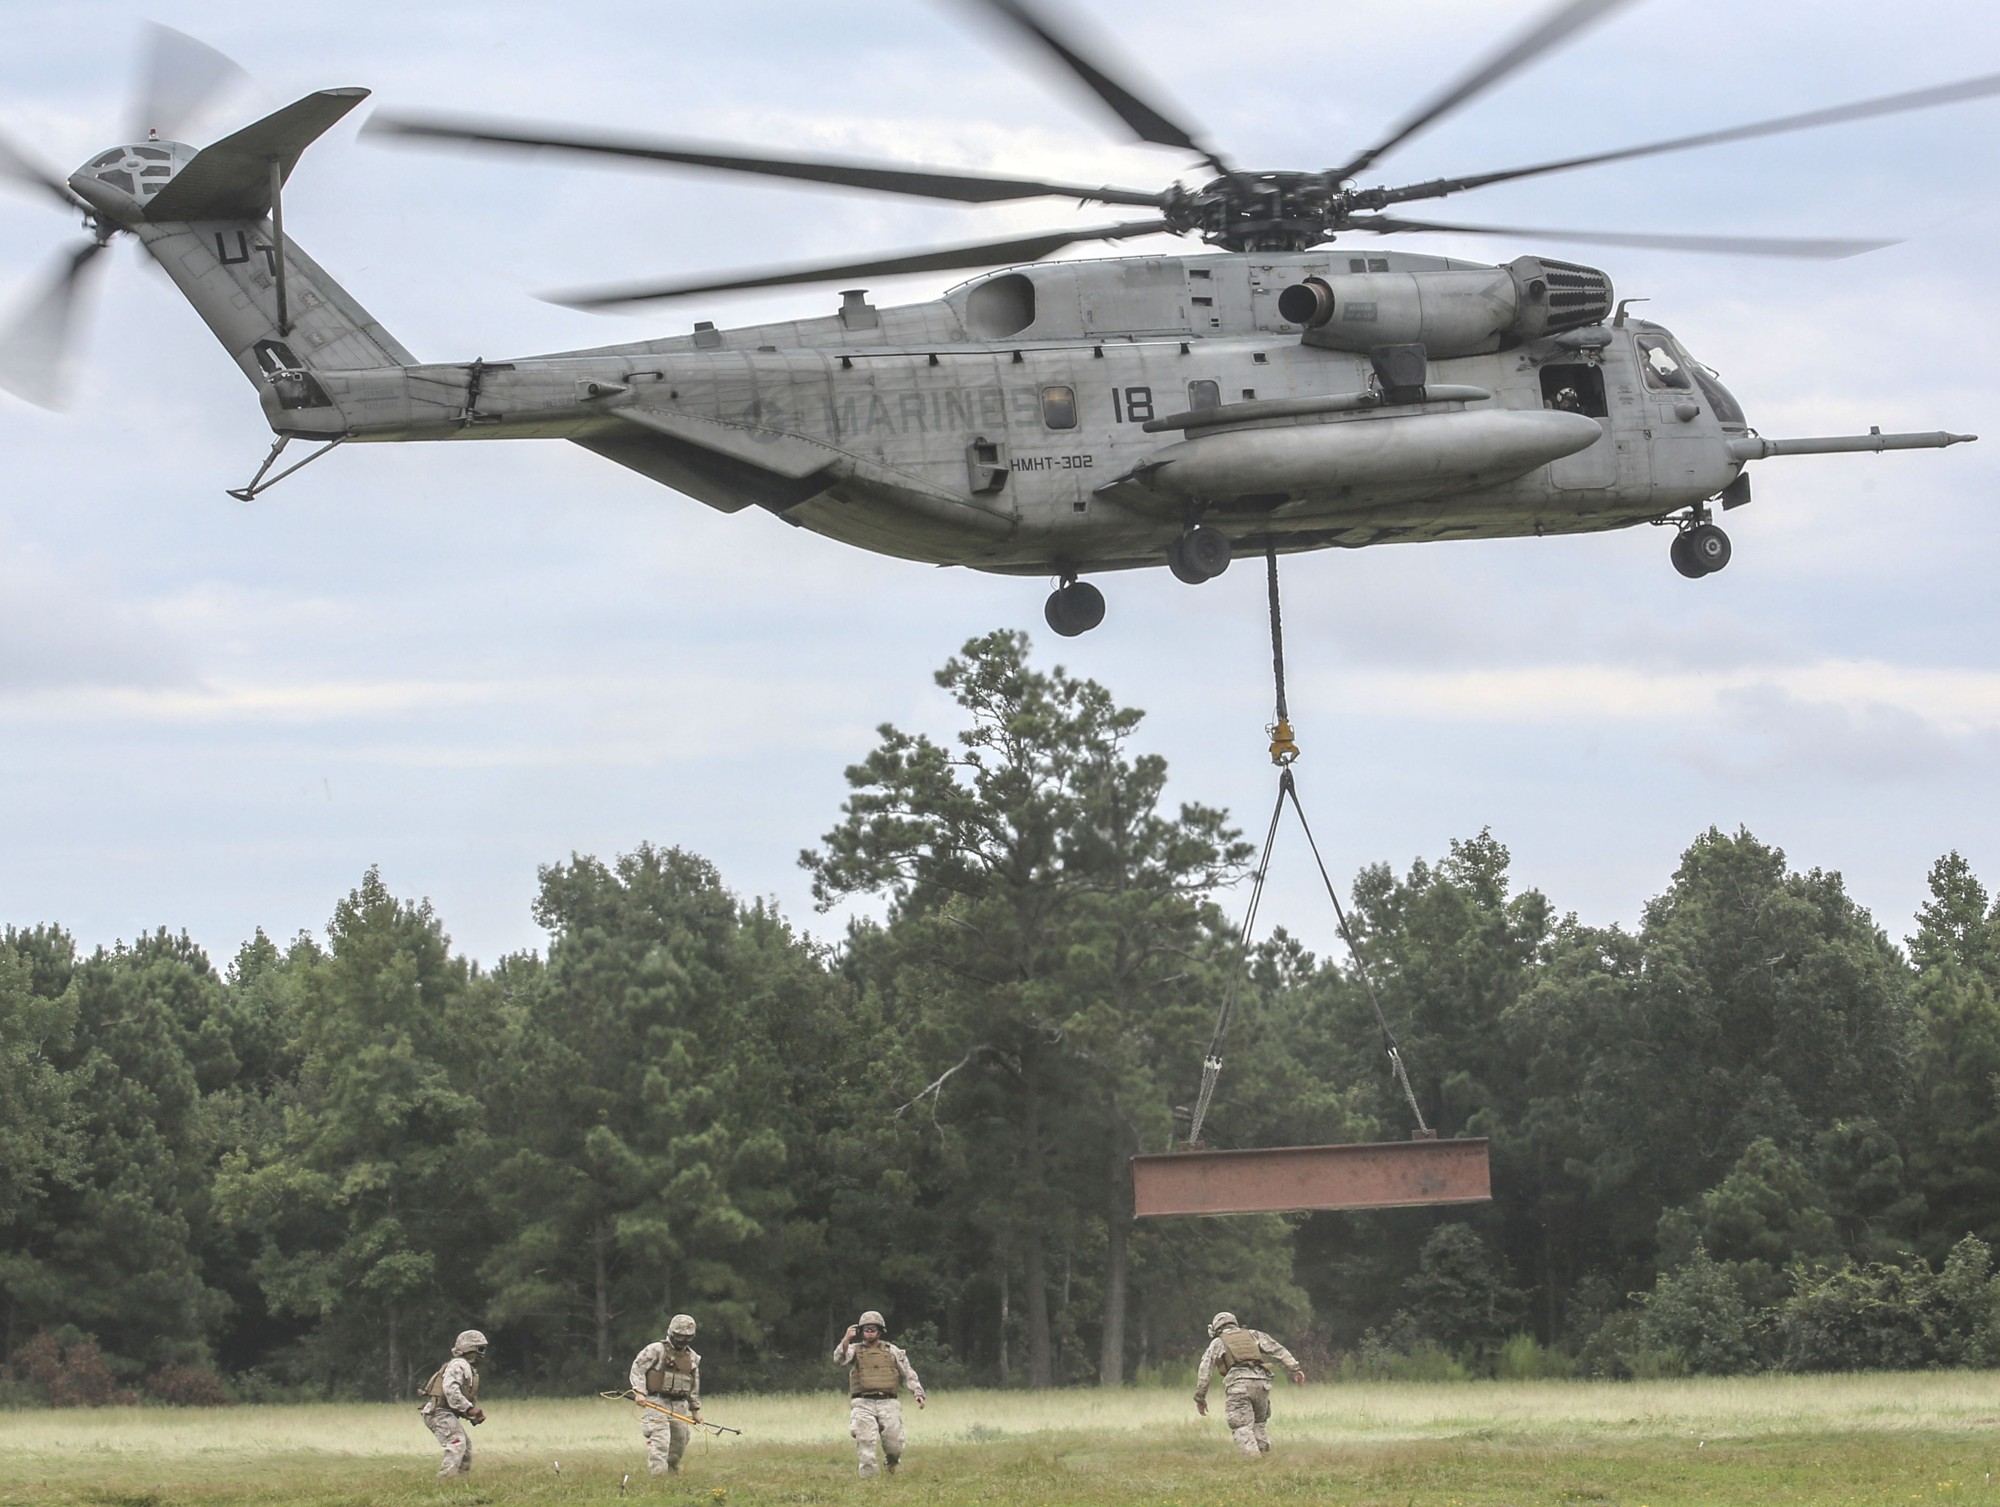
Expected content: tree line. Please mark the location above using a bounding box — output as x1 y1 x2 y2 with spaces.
2 631 1998 1403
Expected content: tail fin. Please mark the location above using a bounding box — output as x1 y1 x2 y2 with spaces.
124 89 413 411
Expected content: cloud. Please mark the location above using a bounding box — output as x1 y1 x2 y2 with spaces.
1688 682 1978 783
1324 659 2000 742
0 538 194 693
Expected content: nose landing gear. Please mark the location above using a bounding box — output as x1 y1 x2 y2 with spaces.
1044 575 1106 637
1669 514 1731 578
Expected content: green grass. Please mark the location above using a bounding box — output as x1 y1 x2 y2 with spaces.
2 1375 1998 1506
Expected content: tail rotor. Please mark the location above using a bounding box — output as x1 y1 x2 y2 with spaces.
0 25 248 409
126 22 249 144
0 234 115 408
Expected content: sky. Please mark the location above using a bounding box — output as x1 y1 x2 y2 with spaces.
3 0 1999 970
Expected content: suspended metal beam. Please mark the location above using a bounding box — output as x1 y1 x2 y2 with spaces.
1131 1137 1491 1218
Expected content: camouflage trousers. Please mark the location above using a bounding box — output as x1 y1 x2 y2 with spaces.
1223 1375 1272 1455
641 1401 693 1475
422 1404 473 1477
848 1395 906 1477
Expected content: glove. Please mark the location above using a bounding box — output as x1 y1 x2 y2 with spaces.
1194 1398 1208 1416
467 1407 486 1426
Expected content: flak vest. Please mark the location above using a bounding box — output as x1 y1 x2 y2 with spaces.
849 1343 901 1397
420 1360 478 1409
1220 1328 1270 1374
646 1345 697 1397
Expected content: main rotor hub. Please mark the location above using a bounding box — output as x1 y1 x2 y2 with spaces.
1176 171 1349 254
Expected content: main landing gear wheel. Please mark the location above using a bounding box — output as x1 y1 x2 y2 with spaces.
1045 579 1106 637
1671 522 1731 577
1687 522 1731 573
1166 524 1233 585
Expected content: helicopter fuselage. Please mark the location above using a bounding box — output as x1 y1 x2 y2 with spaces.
181 240 1742 576
66 94 1966 633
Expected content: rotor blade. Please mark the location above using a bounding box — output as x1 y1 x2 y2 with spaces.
1373 71 2000 206
1331 0 1640 183
129 22 248 143
1356 213 1896 259
0 238 113 409
549 218 1174 307
0 127 87 212
364 112 1167 208
959 0 1222 165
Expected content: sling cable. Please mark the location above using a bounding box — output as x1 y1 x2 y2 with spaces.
1130 544 1493 1219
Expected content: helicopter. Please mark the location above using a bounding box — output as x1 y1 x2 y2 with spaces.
0 2 1984 638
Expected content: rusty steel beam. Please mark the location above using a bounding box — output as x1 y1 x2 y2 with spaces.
1130 1138 1492 1218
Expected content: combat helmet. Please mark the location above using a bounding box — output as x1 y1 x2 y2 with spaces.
1208 1312 1239 1337
667 1313 697 1342
453 1329 490 1356
857 1310 887 1331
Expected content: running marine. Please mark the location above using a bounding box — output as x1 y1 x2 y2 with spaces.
418 1329 489 1478
1193 1312 1306 1456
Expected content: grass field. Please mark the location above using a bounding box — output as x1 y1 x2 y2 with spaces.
3 1374 1997 1506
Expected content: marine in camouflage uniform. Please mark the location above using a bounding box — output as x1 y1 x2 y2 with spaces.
1192 1311 1306 1456
832 1310 925 1478
628 1313 703 1475
418 1329 489 1478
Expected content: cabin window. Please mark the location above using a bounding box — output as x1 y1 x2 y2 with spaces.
1692 365 1745 426
1040 384 1077 430
1187 380 1220 412
1637 334 1693 392
1540 363 1608 418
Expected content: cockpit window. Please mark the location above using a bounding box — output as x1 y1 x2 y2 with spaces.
1637 334 1693 392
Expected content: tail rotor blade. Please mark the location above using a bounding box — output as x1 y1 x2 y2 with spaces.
129 22 248 143
0 127 86 212
0 238 113 409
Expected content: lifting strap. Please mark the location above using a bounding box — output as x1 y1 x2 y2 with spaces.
1184 545 1430 1149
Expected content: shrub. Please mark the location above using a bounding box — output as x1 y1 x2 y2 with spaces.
1777 1237 2000 1372
1639 1244 1763 1375
1400 1224 1529 1361
6 1333 140 1407
1493 1332 1573 1380
1348 1328 1471 1382
148 1363 235 1407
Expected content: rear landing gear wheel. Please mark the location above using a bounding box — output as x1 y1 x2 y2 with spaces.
1166 524 1233 584
1044 580 1106 637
